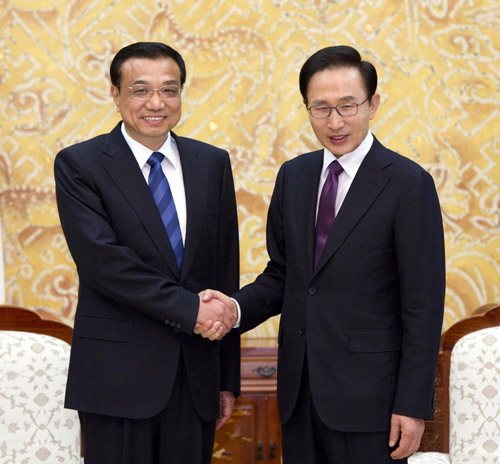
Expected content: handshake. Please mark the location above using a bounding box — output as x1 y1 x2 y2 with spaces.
195 290 237 340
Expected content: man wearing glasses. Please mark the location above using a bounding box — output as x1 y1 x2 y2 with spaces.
54 42 240 464
200 45 445 463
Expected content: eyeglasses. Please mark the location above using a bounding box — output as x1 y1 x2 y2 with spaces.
119 84 181 100
307 97 369 119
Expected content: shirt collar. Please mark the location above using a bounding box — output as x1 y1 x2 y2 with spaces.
120 123 178 170
322 131 374 179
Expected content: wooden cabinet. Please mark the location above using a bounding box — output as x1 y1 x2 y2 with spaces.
214 341 448 460
213 344 281 463
214 340 444 461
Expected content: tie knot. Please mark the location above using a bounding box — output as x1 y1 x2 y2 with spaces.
147 151 165 167
329 160 343 177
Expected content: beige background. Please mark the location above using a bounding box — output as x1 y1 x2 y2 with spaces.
1 0 499 339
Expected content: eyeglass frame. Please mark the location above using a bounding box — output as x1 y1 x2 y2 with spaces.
117 83 182 100
307 96 370 119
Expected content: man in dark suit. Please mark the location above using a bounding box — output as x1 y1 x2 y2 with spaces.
54 42 240 464
199 45 445 463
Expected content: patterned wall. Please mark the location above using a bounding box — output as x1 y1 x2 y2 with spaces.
1 0 499 339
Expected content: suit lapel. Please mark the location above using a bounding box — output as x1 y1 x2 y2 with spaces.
173 134 207 281
294 150 324 275
101 123 181 277
314 138 392 274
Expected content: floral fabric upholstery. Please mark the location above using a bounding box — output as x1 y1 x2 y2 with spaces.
410 326 500 464
448 326 500 463
0 330 81 463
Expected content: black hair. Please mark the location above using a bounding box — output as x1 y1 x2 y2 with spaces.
110 42 186 88
299 45 377 105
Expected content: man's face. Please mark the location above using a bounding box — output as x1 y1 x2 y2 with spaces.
111 57 182 151
306 66 380 157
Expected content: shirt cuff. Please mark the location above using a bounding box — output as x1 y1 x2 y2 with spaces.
231 298 241 328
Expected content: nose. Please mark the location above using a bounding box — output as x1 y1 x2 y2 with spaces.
326 110 345 130
145 90 165 110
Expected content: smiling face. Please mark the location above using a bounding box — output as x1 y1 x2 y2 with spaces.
111 57 182 151
306 66 380 157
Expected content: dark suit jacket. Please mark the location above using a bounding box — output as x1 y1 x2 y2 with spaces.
234 136 445 432
55 122 240 421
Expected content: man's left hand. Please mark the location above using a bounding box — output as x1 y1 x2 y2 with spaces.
216 391 235 430
389 413 425 459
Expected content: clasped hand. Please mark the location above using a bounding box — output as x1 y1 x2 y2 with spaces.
196 290 236 340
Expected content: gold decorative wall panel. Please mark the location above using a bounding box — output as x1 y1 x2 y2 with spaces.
1 0 499 338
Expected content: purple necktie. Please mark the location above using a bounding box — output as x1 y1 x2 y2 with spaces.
314 160 343 268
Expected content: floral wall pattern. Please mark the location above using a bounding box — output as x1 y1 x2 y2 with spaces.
1 0 499 339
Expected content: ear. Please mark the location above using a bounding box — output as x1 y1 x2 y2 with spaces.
369 93 380 120
111 85 120 109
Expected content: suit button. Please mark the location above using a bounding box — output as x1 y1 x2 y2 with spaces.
165 319 171 325
176 322 182 329
308 287 316 295
170 321 177 328
299 327 305 335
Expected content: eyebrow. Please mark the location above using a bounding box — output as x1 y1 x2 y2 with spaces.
310 96 357 105
132 79 180 86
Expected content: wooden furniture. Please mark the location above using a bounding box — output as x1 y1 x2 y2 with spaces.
213 342 280 463
0 304 73 344
419 303 500 452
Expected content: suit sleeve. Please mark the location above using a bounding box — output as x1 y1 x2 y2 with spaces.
54 147 200 333
392 169 445 420
216 153 241 395
234 164 287 332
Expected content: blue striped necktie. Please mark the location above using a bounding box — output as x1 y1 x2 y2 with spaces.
147 151 183 271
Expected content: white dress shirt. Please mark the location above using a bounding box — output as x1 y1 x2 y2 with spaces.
315 131 374 223
121 124 187 244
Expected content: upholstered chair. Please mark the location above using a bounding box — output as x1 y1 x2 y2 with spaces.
0 307 81 464
410 326 500 463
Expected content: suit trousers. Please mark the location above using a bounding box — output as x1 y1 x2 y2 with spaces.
79 352 216 464
281 356 407 464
